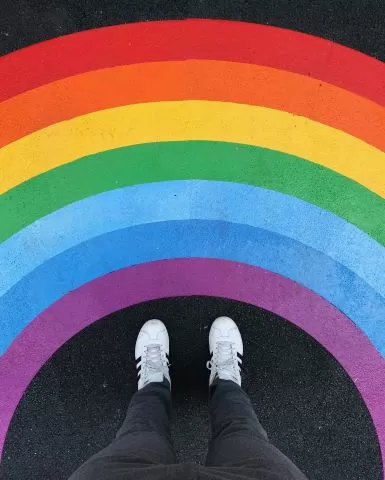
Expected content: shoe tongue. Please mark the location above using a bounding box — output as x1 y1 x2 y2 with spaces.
147 372 163 383
216 342 237 382
217 342 233 364
217 371 235 382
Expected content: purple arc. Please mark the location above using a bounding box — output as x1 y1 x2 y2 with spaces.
1 258 384 465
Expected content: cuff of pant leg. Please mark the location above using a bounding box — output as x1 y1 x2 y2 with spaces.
141 376 171 392
209 378 241 397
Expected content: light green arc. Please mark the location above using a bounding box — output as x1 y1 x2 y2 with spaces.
0 141 384 245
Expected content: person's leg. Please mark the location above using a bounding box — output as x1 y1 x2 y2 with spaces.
206 378 268 465
205 317 308 479
69 320 175 480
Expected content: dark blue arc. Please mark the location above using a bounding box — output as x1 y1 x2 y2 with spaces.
1 220 384 357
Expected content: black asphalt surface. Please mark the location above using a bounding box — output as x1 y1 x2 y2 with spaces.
3 297 382 480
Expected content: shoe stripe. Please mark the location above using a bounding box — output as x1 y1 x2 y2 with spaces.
136 358 141 376
237 352 243 361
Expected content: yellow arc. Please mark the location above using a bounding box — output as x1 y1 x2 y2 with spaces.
1 100 384 197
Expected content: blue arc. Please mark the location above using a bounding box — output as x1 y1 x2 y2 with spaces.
1 220 385 357
0 180 384 297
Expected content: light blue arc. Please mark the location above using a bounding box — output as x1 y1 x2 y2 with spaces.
1 220 385 358
0 181 384 298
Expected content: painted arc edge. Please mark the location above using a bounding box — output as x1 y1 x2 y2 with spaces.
1 220 385 359
1 258 384 469
2 101 385 197
1 180 384 299
1 142 384 246
1 20 384 105
1 60 384 151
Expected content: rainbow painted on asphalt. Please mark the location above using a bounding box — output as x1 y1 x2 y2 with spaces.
0 19 384 468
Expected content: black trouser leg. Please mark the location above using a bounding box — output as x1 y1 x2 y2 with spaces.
205 380 308 479
69 380 175 480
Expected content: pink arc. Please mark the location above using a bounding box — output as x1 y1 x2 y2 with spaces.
1 258 384 464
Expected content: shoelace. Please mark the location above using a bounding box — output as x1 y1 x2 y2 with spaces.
206 341 239 383
143 344 169 380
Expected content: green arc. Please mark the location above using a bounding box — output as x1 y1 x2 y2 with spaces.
1 141 384 245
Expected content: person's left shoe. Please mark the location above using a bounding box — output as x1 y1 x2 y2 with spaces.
135 319 171 390
207 316 243 386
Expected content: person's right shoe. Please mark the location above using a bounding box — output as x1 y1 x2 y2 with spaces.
135 319 171 390
207 316 243 386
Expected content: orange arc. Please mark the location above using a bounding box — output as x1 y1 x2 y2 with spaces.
1 60 384 151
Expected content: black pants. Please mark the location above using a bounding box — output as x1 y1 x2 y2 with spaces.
69 380 308 480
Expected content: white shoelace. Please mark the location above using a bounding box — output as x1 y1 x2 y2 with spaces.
142 344 169 384
206 341 240 384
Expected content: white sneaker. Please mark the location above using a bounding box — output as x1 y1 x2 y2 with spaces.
135 319 171 389
207 316 243 386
